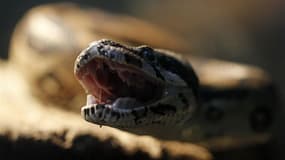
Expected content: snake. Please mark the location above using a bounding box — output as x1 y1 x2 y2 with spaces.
10 3 277 150
74 39 277 149
75 39 198 127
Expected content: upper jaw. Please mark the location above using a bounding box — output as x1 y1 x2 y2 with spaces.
74 40 161 84
75 40 139 72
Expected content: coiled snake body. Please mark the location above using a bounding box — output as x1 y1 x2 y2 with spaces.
10 3 277 150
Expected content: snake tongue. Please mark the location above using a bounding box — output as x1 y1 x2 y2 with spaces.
75 58 164 104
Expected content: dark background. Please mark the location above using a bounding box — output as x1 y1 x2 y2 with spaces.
1 0 284 159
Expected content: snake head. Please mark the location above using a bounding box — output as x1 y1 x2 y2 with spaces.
74 39 199 128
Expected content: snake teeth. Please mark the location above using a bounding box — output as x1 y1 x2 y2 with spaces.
87 94 97 105
86 93 143 111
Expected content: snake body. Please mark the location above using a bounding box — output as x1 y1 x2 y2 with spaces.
75 39 276 149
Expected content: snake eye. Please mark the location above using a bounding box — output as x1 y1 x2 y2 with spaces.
141 46 155 61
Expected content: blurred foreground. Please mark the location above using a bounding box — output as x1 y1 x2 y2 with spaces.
0 1 284 160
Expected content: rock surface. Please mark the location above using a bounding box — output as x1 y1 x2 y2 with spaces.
0 62 212 160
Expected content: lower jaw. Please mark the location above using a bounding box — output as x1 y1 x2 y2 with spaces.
86 94 143 110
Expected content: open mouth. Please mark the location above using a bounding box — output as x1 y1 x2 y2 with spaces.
75 57 164 109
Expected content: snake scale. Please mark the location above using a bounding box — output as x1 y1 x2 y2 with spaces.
10 3 277 150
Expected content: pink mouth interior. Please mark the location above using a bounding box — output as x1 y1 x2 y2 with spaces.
75 58 164 104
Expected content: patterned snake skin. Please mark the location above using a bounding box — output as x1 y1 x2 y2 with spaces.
75 39 277 149
9 3 278 150
75 39 198 127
